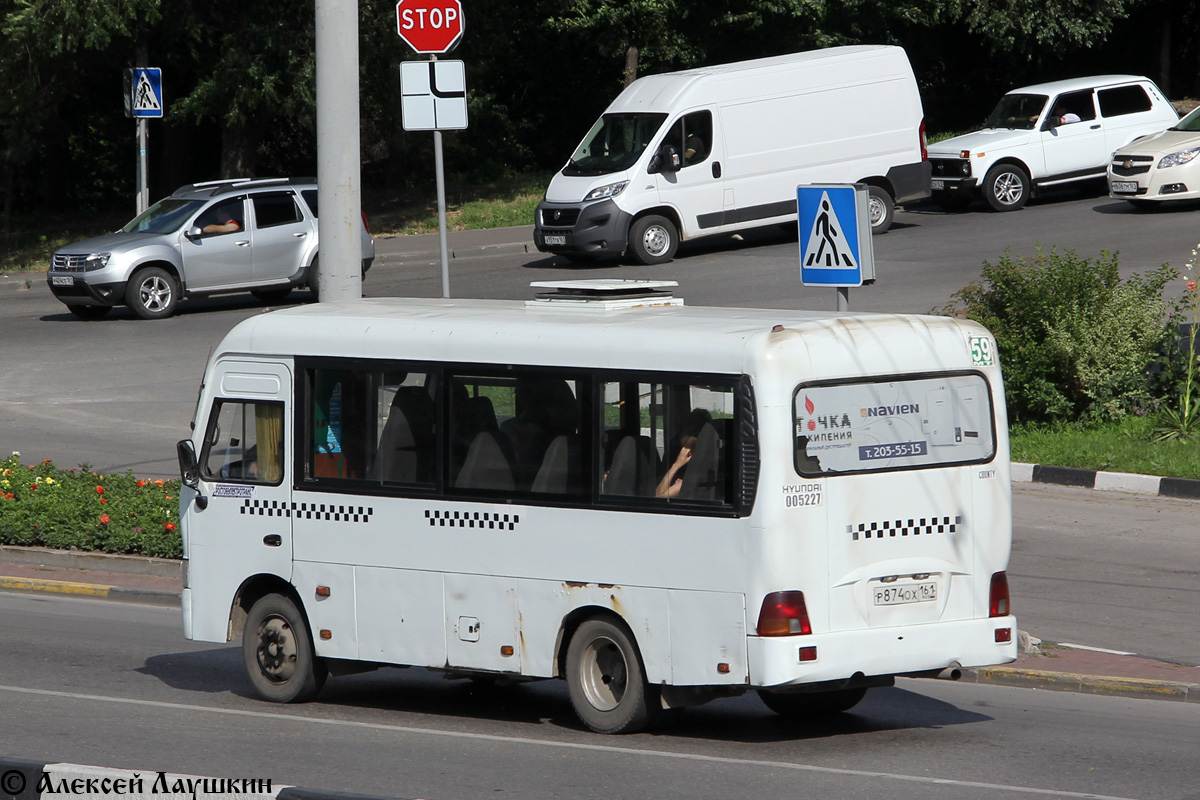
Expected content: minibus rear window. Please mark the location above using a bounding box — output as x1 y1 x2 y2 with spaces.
793 373 995 477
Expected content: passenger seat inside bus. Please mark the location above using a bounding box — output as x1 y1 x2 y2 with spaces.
455 430 517 491
603 434 659 496
530 435 582 494
373 386 436 483
679 422 721 501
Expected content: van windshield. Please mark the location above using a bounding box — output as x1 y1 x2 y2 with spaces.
984 94 1048 130
564 113 668 176
121 199 205 234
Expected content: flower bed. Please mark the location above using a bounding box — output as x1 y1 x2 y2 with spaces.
0 452 182 559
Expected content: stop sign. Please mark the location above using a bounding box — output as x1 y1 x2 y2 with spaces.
396 0 464 54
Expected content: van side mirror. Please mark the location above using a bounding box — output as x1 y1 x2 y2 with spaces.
648 145 681 175
177 439 200 487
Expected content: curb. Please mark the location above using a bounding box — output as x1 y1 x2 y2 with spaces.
1012 462 1200 498
964 664 1200 703
0 576 179 608
0 758 408 800
0 545 180 579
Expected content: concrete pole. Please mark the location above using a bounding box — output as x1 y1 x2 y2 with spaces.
314 0 363 302
136 119 149 214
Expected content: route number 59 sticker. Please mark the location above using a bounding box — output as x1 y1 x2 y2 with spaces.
969 335 995 367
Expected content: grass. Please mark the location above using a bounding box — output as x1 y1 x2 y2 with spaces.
1010 415 1200 478
0 173 551 275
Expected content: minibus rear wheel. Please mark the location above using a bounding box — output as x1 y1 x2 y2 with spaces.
758 686 868 717
243 593 328 703
628 215 679 265
566 617 660 734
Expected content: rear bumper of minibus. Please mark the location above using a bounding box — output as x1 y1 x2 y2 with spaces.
747 615 1017 688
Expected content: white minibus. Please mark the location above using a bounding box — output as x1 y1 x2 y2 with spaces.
177 280 1016 734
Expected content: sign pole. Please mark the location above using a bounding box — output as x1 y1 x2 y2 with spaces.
136 118 149 214
837 286 849 312
431 55 451 298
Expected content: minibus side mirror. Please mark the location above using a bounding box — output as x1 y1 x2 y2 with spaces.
648 145 681 175
177 439 200 488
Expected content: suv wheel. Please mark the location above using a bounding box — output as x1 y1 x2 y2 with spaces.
125 266 179 320
307 257 321 301
983 164 1030 211
66 305 112 321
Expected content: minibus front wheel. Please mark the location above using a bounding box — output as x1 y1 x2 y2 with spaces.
243 593 328 703
566 617 661 734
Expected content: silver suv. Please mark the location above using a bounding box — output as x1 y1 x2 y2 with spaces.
46 177 375 320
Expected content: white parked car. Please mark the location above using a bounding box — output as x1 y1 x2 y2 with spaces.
928 75 1178 211
1108 104 1200 205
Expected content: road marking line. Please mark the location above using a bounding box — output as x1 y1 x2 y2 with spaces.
0 577 110 597
1058 642 1138 656
0 683 1142 800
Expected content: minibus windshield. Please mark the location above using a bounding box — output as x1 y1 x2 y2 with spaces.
564 113 668 176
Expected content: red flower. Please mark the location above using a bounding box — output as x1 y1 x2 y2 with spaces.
96 485 105 495
1189 281 1197 292
155 480 165 487
137 479 146 488
165 522 176 532
99 497 107 504
29 484 37 491
99 514 110 524
4 493 13 500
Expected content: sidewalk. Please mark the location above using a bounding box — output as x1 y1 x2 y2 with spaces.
1 546 1196 705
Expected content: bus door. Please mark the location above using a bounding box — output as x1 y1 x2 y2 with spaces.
194 362 294 590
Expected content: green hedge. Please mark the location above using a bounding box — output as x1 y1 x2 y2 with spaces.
0 452 182 559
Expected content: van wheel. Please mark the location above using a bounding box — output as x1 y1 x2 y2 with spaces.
867 185 894 233
124 266 179 320
983 164 1030 211
243 593 327 703
566 618 659 733
758 687 868 717
67 305 112 320
628 215 678 265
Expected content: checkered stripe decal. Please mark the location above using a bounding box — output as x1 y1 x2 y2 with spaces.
849 515 961 540
427 509 520 530
240 499 374 523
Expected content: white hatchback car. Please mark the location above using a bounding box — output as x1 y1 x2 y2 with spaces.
928 75 1178 211
1108 104 1200 205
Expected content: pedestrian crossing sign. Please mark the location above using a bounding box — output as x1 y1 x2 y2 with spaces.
130 68 164 119
798 183 875 286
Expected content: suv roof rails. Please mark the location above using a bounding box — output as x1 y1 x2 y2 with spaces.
174 177 292 196
526 279 683 310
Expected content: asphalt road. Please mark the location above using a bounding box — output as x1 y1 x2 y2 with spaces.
0 591 1196 800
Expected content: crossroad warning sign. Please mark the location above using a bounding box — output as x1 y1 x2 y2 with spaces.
798 184 875 286
129 68 164 119
400 60 468 131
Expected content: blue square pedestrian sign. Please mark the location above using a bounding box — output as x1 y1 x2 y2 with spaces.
798 183 875 287
131 68 164 119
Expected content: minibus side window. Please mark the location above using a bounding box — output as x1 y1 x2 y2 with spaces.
448 371 584 495
600 380 732 504
307 367 434 486
201 400 284 484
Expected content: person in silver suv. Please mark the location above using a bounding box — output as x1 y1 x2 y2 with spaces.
46 177 375 320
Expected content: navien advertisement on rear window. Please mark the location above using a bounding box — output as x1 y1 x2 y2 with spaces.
793 373 995 476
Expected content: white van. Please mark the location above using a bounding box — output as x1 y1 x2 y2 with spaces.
176 280 1016 734
533 46 931 264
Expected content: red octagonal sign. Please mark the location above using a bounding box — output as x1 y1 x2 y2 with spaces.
396 0 464 54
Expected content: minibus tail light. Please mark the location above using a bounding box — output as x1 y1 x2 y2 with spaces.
757 591 812 636
989 572 1011 617
919 118 928 161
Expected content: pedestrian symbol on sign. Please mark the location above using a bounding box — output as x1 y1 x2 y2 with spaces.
804 192 857 269
134 72 161 113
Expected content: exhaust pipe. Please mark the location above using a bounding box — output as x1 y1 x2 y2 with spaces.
936 661 963 681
